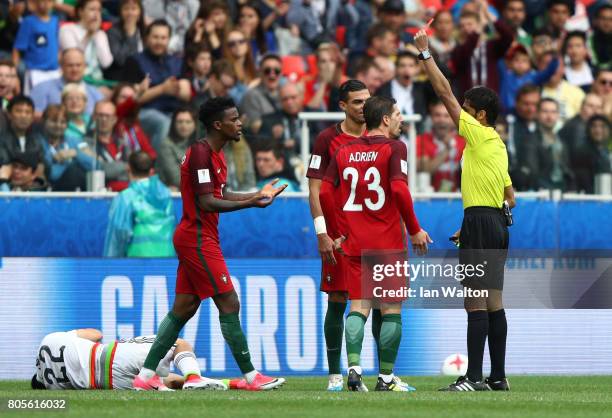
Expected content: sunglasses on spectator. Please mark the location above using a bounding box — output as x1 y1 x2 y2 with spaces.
263 67 281 76
228 39 247 48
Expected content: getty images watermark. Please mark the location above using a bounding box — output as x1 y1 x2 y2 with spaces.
371 259 488 299
358 250 508 303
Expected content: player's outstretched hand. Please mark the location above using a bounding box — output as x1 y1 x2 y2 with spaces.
410 229 433 255
414 29 429 52
260 178 288 199
318 233 336 265
250 180 288 208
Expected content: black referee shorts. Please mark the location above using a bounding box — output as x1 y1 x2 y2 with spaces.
459 207 509 291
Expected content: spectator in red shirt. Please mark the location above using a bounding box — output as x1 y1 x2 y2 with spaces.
416 100 466 191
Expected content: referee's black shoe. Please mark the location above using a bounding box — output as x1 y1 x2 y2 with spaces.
439 376 491 392
485 377 510 391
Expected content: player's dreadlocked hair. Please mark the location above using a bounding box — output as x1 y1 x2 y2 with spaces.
363 96 396 131
199 97 237 130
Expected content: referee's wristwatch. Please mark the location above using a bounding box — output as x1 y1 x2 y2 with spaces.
418 49 432 61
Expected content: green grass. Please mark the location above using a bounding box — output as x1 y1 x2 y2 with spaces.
1 376 612 418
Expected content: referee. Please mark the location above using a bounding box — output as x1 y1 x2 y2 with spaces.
413 29 515 391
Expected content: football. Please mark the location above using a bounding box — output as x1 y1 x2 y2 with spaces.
441 354 468 376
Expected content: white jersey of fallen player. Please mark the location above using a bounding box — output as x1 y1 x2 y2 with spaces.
35 331 175 390
35 331 93 390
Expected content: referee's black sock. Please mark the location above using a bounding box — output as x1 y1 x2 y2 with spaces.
466 310 488 382
487 309 507 381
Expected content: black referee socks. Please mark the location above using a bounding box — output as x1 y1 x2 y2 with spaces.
466 310 489 382
488 309 507 381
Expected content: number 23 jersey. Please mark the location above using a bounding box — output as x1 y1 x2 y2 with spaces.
323 135 409 257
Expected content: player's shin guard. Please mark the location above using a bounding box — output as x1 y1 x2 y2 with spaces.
371 309 382 368
379 314 402 375
219 312 255 374
324 301 347 375
487 309 507 381
466 310 489 382
174 351 201 378
143 312 187 371
345 311 367 367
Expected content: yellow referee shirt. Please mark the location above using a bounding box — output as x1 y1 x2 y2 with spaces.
459 110 512 209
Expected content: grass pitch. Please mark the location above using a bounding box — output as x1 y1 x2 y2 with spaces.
1 376 611 418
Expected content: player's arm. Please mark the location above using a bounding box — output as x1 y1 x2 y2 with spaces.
197 190 283 212
389 142 433 255
414 29 462 128
309 178 337 264
391 180 432 255
307 134 338 264
222 179 286 201
76 329 103 342
191 144 286 212
320 179 349 263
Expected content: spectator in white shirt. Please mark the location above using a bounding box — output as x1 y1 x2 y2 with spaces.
59 0 113 88
562 30 593 92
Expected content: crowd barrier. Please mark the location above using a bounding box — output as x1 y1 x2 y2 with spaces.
1 193 612 257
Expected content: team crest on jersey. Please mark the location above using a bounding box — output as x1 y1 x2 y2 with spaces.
221 274 228 284
181 155 186 165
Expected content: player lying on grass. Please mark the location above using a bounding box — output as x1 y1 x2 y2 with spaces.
320 96 432 392
31 328 226 391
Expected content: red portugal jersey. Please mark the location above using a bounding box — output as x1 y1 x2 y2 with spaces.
323 135 409 256
174 140 227 247
307 123 363 237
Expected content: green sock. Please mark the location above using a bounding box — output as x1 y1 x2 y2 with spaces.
324 301 347 375
219 312 255 374
345 311 367 367
371 309 382 369
143 311 187 371
379 314 402 375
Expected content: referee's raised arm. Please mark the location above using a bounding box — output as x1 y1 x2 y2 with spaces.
413 30 462 128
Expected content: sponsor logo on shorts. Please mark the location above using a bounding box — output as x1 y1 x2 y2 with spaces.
221 274 228 284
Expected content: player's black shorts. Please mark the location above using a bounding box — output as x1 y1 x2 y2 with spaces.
459 206 509 291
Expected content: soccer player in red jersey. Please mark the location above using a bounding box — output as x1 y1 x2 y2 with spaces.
307 80 372 391
320 96 432 392
133 97 287 391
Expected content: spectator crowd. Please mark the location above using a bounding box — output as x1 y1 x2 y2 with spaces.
0 0 610 194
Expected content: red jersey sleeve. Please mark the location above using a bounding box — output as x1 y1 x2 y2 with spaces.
322 149 340 186
189 143 214 195
388 140 409 182
391 180 421 236
306 128 334 179
320 152 348 237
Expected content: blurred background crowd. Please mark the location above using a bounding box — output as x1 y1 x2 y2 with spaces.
0 0 610 194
